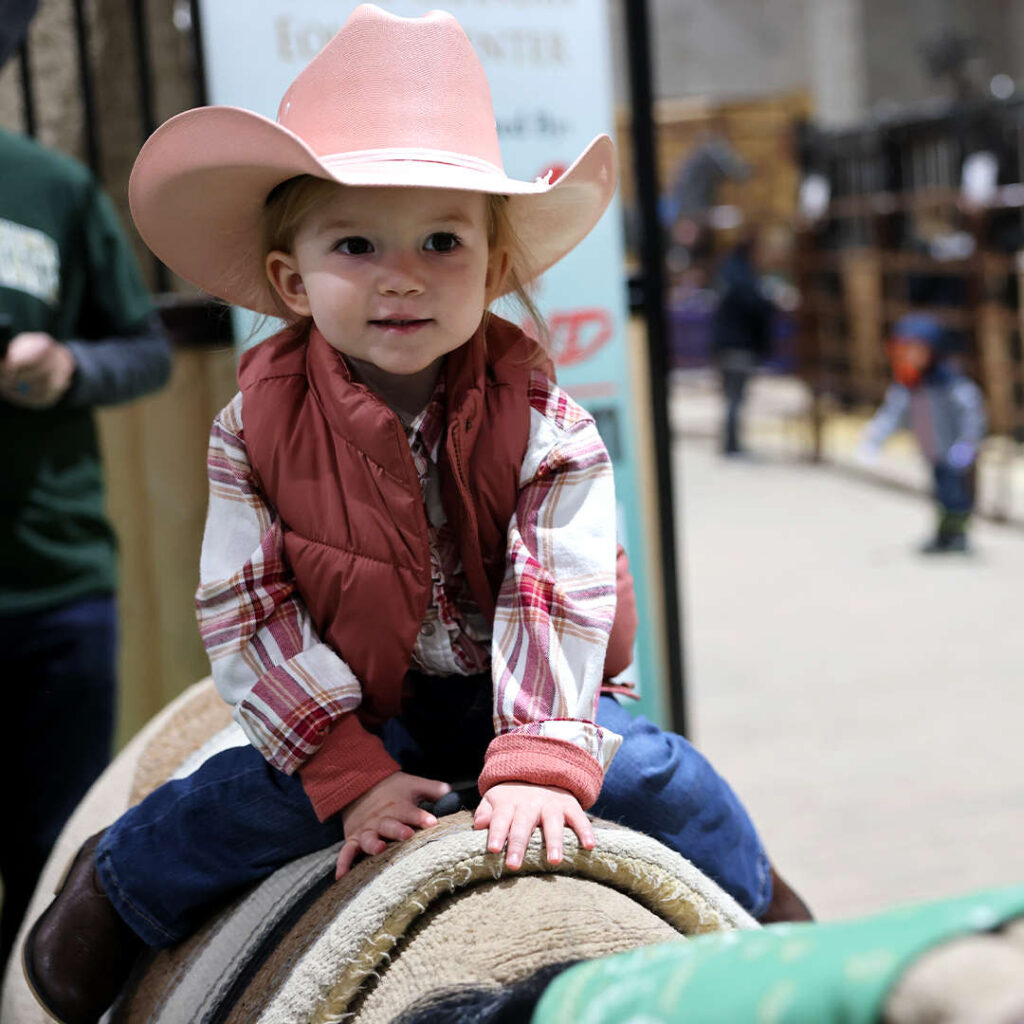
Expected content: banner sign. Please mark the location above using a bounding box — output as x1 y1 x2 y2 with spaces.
198 0 670 725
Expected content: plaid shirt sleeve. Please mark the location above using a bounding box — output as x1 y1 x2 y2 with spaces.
196 392 378 777
481 372 622 808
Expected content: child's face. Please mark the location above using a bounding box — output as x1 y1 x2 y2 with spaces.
267 185 504 378
889 339 932 388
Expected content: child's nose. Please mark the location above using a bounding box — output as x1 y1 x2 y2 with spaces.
378 255 425 295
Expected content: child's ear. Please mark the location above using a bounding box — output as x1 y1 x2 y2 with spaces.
266 250 311 317
485 248 511 302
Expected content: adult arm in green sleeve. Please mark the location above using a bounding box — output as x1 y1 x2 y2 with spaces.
62 178 172 408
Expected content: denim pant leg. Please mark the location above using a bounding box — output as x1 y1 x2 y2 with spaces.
933 462 973 515
719 354 753 454
0 594 117 965
96 744 343 947
592 696 772 917
96 672 495 948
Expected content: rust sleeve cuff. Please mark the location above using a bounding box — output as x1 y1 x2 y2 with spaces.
478 733 604 810
298 713 400 822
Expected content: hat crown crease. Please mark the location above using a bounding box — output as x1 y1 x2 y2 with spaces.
276 5 503 169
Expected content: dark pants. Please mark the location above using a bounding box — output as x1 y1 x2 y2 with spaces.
718 350 755 454
97 682 770 947
0 594 117 967
933 462 974 516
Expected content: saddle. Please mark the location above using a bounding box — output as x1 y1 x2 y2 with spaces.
2 680 756 1024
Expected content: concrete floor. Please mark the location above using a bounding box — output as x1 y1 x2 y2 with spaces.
672 383 1024 923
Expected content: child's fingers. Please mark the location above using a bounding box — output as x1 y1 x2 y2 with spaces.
356 830 387 857
379 798 438 832
541 807 564 865
504 809 540 871
396 805 438 831
486 804 515 857
413 777 452 803
335 837 362 878
335 828 395 879
473 797 493 830
565 805 596 851
375 817 416 842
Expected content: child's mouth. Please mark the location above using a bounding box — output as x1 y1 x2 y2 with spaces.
370 318 432 333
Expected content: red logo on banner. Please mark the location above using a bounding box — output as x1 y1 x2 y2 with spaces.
547 308 614 367
537 163 567 183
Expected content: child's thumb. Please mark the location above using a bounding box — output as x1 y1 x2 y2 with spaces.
422 778 452 798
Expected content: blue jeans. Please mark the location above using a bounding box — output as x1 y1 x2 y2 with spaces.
97 685 771 946
718 350 755 454
591 698 770 917
0 594 117 964
933 462 973 515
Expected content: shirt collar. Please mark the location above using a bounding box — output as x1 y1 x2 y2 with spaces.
405 375 446 463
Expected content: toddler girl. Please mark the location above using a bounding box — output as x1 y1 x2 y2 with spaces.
25 8 792 1022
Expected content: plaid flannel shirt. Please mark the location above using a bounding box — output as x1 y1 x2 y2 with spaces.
196 370 621 777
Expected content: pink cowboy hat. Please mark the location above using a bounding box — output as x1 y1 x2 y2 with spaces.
129 3 617 315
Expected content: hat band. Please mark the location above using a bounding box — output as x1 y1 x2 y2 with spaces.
318 147 506 177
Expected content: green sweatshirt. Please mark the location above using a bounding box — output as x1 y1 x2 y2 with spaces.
0 128 161 615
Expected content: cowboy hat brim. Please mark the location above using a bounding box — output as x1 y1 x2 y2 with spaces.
129 106 616 315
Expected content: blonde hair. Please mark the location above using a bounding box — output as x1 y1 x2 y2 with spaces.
261 175 549 348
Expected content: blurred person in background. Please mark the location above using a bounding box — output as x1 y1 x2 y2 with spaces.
857 314 985 554
0 123 171 969
663 135 749 289
710 230 775 456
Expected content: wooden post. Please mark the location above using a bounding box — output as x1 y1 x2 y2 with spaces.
794 226 824 460
841 248 884 406
977 301 1013 522
99 345 239 747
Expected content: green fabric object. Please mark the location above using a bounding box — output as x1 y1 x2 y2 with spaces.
533 885 1024 1024
0 128 154 615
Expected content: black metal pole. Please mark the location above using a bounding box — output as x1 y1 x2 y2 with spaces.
129 0 170 290
130 0 156 137
188 0 209 107
17 38 36 137
622 0 688 737
71 0 101 172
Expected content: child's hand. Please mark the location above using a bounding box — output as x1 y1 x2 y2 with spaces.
336 771 451 878
473 782 595 870
947 440 977 470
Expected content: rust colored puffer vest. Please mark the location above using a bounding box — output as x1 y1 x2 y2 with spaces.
238 316 540 727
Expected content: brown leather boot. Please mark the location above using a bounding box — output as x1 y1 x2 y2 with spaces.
759 864 814 924
22 831 144 1024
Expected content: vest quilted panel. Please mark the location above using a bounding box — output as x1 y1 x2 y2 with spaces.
238 318 539 723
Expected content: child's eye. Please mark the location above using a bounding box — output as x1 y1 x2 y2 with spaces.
424 232 461 253
334 236 373 255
